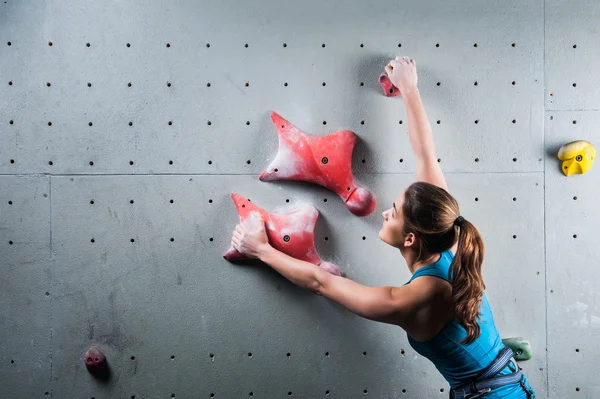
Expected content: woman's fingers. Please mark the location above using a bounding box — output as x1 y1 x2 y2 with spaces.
384 64 393 75
232 231 241 244
391 56 415 66
387 59 400 70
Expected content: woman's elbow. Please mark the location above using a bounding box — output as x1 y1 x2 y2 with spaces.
310 271 330 296
309 280 323 295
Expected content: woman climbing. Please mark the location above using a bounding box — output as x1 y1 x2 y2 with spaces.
230 56 535 398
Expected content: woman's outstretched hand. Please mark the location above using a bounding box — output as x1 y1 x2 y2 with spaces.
231 212 272 259
384 56 418 95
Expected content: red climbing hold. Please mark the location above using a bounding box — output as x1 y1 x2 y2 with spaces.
379 72 401 97
84 346 107 374
259 112 376 217
223 193 341 276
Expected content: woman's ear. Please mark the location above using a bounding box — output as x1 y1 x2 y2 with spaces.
403 232 417 248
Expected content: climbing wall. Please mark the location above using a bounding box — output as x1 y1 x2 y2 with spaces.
0 0 597 398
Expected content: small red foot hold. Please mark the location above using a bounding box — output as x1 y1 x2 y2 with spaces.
379 72 401 97
259 112 377 217
84 346 108 376
223 193 341 276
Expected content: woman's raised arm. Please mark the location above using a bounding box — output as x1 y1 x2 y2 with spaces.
385 57 448 192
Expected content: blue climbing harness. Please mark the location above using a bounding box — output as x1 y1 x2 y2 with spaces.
449 347 534 399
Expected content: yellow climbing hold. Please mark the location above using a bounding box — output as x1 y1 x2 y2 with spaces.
557 140 595 176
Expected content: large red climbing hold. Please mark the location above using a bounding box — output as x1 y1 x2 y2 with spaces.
379 72 401 97
84 346 107 375
259 112 377 217
223 193 341 276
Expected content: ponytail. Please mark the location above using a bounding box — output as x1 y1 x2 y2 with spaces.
401 182 487 344
450 219 485 344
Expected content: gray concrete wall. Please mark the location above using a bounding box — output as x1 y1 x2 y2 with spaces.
0 0 597 398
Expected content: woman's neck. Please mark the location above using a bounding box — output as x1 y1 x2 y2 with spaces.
401 248 441 274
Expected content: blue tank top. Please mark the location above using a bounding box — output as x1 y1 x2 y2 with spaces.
405 250 534 398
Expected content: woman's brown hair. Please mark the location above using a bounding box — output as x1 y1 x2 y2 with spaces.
402 182 485 344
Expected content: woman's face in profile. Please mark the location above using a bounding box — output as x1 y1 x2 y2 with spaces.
379 190 406 248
